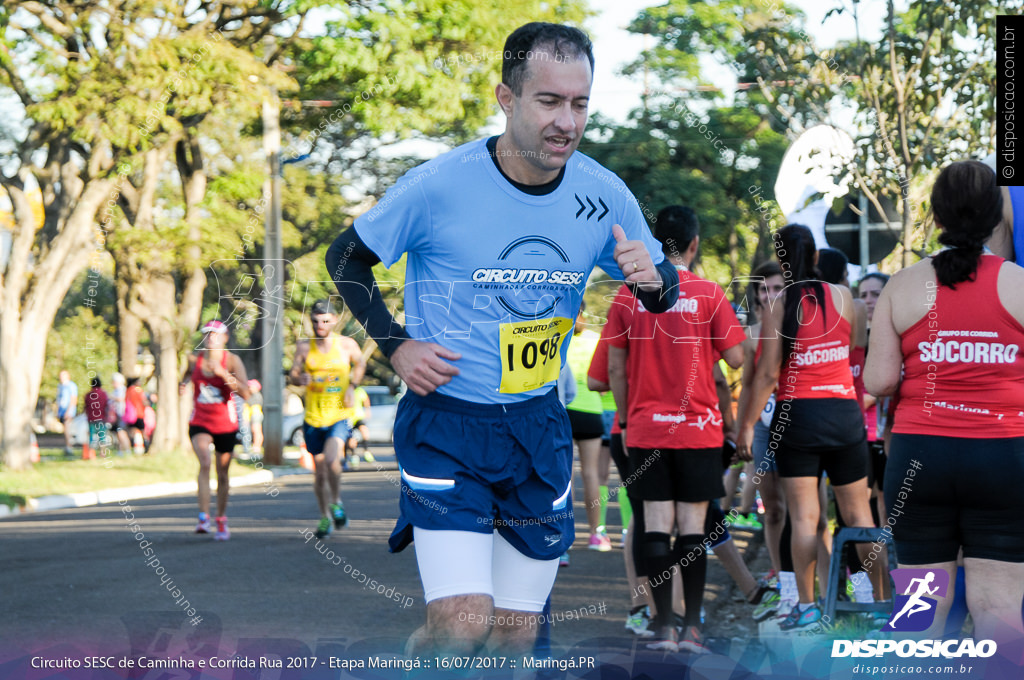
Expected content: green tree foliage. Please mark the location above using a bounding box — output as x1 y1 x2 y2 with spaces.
0 0 310 467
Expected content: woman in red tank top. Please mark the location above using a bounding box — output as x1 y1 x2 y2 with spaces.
865 161 1024 645
736 224 877 631
179 320 251 541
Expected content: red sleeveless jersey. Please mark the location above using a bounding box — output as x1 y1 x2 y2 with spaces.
894 255 1024 437
777 284 856 401
189 353 238 434
605 272 746 449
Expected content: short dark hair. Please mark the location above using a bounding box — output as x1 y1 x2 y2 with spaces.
91 377 102 389
311 299 337 317
502 23 594 96
653 206 699 256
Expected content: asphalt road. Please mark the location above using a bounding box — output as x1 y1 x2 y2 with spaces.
0 453 771 679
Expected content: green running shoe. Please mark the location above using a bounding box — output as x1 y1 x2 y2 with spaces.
331 502 347 528
315 516 332 539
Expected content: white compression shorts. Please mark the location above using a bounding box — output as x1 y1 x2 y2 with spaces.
412 528 559 612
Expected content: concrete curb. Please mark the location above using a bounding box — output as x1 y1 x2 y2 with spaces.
0 470 277 519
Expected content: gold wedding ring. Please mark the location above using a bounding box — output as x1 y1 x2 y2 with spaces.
632 261 639 273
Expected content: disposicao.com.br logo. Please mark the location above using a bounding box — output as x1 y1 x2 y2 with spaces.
831 568 997 659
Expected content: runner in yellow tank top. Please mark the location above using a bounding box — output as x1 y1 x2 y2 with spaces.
304 336 356 427
289 300 366 539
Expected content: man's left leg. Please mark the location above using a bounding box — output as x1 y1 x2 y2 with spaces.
323 421 348 527
674 500 709 633
487 532 559 654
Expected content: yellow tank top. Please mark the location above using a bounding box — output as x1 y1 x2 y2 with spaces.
304 337 354 427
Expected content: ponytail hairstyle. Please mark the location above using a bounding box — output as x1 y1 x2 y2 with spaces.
774 224 824 363
931 160 1003 289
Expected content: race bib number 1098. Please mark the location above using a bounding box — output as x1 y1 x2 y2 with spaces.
498 318 573 394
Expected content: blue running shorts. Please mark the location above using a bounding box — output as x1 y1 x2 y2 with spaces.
388 388 575 561
303 419 351 455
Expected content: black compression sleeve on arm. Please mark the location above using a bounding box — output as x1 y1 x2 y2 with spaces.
633 258 680 313
326 227 410 358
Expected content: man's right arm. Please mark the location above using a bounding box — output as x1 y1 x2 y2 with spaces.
326 228 410 359
326 227 460 396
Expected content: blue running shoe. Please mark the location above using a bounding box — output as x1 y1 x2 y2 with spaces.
778 603 822 631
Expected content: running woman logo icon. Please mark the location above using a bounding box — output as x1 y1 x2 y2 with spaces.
883 568 950 632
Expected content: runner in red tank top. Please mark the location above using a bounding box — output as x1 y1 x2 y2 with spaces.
179 320 251 540
736 224 877 631
865 160 1024 645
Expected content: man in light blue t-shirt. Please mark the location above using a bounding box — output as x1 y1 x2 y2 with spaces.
327 22 679 656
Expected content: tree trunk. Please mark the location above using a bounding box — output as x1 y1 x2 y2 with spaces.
0 181 110 468
115 275 143 377
146 287 183 454
0 329 41 470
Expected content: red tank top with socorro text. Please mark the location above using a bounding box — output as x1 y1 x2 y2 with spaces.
777 284 856 401
894 254 1024 438
189 353 238 434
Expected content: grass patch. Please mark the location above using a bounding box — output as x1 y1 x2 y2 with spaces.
0 448 273 509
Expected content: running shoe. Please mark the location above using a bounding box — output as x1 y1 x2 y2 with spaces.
748 579 776 605
349 454 361 469
731 512 763 530
752 591 781 622
331 502 347 529
363 450 375 463
214 516 230 541
588 532 612 552
645 625 679 652
778 603 823 631
742 512 763 530
315 516 332 539
625 606 654 637
558 552 570 567
195 512 211 534
678 625 710 654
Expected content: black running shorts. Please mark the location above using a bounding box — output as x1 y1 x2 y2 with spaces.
770 398 869 486
188 426 239 454
627 447 725 502
886 433 1024 564
567 408 605 441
